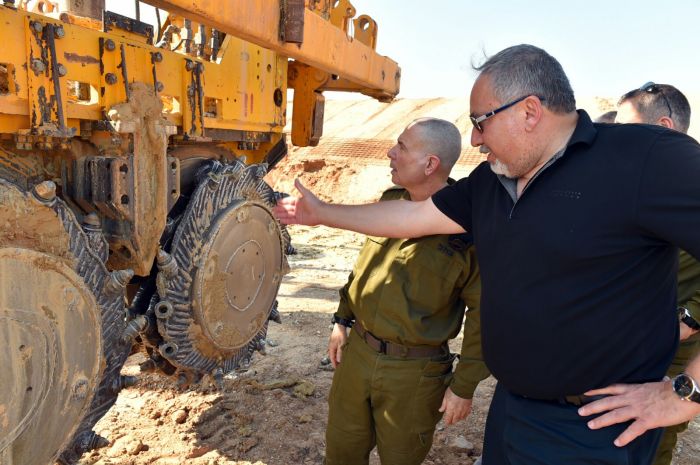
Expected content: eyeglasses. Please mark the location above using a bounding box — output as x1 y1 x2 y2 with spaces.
470 95 545 133
639 81 673 119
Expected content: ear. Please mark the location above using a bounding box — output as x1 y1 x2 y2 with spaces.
523 95 543 132
425 154 441 176
657 116 675 130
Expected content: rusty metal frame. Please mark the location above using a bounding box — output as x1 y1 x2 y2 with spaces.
144 0 400 100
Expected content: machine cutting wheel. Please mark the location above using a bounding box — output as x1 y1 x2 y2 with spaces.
138 158 289 383
0 179 132 465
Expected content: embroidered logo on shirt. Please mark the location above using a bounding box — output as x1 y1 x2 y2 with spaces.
551 189 582 200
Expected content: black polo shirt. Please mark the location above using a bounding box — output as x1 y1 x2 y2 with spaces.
432 110 700 399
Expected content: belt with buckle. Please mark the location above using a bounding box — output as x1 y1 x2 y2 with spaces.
353 321 447 358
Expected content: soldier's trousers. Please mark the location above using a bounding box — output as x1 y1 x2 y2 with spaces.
652 336 700 465
324 329 454 465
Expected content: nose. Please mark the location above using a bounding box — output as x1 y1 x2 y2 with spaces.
470 127 483 147
387 144 398 159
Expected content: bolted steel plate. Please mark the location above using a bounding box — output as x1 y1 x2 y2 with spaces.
0 248 102 465
193 201 283 350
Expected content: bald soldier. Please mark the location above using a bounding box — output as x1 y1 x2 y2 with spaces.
325 118 488 465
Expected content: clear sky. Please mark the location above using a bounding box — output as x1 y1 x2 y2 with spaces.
109 1 700 100
349 0 700 99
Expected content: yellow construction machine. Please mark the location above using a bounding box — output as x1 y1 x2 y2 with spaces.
0 0 399 463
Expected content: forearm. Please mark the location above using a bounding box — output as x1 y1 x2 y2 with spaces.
318 198 463 238
451 308 490 398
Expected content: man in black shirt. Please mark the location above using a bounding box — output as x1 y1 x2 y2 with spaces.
274 45 700 465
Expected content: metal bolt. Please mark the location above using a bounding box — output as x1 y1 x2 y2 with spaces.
185 60 195 71
152 51 163 62
33 180 56 202
157 249 178 278
76 431 109 454
104 39 116 51
155 300 174 319
30 21 43 33
105 73 117 85
159 341 178 359
71 378 89 401
57 63 67 77
105 269 134 295
111 374 137 394
30 59 46 74
212 368 224 390
121 314 148 344
54 26 65 39
83 212 101 228
155 81 164 92
139 359 157 373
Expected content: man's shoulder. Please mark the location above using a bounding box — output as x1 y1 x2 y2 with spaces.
596 121 694 146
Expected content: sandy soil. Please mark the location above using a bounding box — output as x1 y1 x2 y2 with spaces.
78 152 700 465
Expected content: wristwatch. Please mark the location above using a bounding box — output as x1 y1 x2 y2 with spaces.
330 315 354 328
672 373 700 403
679 306 700 331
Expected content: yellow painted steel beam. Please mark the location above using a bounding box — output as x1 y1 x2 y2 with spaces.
143 0 401 100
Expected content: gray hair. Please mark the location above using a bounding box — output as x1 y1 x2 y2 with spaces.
618 83 691 134
595 111 618 124
474 44 576 114
409 117 462 172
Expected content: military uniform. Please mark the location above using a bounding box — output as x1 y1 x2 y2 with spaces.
652 249 700 465
325 187 489 465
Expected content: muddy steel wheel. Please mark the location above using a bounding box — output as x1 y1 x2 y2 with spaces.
0 179 131 464
154 159 288 378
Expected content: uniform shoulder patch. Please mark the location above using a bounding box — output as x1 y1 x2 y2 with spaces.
447 232 473 252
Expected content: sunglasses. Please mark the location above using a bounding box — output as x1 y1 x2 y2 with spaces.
470 95 545 133
639 81 673 119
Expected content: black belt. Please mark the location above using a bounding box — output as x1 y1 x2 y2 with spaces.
558 394 607 406
353 321 447 358
517 393 607 406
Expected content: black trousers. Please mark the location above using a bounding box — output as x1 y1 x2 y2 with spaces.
483 382 663 465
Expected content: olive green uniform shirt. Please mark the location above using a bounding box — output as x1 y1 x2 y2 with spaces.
673 249 700 367
334 187 490 399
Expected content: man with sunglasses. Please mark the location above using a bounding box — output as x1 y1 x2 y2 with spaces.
616 83 699 465
274 44 700 464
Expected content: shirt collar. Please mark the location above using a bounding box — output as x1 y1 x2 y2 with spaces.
567 109 597 149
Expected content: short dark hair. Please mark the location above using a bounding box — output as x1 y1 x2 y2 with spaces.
595 111 617 124
474 44 576 114
618 83 691 133
410 118 461 172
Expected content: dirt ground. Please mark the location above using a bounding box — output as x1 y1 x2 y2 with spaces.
79 152 700 465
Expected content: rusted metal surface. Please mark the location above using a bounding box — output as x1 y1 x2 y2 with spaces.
63 51 100 65
280 0 304 44
288 61 328 146
144 0 401 99
101 82 173 275
103 10 154 43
